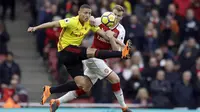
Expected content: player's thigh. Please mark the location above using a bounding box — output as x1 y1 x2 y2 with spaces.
64 45 88 60
59 50 85 81
84 67 99 85
106 71 120 84
85 58 112 80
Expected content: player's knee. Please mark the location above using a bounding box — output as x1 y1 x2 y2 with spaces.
82 77 93 92
87 48 97 58
74 76 86 88
107 72 120 84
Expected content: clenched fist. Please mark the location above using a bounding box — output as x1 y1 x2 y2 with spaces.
27 27 36 32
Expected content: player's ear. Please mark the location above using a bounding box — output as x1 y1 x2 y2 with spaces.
78 10 81 15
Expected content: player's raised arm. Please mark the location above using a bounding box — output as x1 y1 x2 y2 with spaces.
27 21 60 32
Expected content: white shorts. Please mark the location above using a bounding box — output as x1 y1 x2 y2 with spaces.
82 58 112 84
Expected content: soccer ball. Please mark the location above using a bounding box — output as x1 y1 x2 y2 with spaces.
101 12 116 27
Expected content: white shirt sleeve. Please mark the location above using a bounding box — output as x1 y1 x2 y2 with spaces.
116 24 126 44
94 17 102 26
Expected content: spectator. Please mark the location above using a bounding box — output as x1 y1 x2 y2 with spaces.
174 0 191 17
3 94 21 108
0 22 10 54
152 0 173 18
110 0 132 15
134 0 151 24
164 59 180 86
159 45 175 59
43 16 62 60
126 15 144 51
124 65 146 99
180 9 199 43
154 48 165 67
191 57 200 82
1 0 16 21
173 71 195 108
178 38 199 72
133 88 152 107
194 72 200 106
148 9 161 31
144 22 158 54
131 51 144 71
191 0 200 21
160 14 179 46
150 70 172 108
0 52 21 86
142 57 160 88
99 0 109 15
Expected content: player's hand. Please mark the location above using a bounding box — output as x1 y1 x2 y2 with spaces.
27 27 36 32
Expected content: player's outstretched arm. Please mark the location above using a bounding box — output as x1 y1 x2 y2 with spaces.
96 29 125 48
109 37 121 51
96 29 113 41
27 21 60 32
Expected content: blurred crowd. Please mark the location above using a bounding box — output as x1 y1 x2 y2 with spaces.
0 1 28 108
1 0 200 109
27 0 200 109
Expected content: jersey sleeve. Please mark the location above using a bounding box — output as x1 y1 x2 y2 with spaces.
90 26 100 32
94 17 102 26
117 25 126 43
59 18 72 28
90 17 101 32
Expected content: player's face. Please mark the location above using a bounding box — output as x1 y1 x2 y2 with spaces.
112 9 123 24
79 8 92 23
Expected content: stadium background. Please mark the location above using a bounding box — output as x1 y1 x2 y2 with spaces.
0 0 200 111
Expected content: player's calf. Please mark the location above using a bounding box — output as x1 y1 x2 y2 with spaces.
74 76 92 93
106 72 127 109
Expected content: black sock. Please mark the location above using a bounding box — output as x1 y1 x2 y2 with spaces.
94 50 122 59
50 81 78 94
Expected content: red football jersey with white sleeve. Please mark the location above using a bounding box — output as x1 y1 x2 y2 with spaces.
91 18 125 50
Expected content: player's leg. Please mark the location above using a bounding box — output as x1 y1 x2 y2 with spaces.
49 68 96 112
106 72 132 112
56 67 97 103
48 78 90 112
87 40 132 59
84 58 131 112
41 50 89 105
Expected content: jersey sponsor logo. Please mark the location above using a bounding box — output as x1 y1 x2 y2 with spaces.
97 35 109 43
70 31 84 37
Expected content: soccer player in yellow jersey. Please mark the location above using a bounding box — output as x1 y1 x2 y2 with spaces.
27 4 131 108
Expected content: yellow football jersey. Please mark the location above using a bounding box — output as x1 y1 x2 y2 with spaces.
57 16 100 52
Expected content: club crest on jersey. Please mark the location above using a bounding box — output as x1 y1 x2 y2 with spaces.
104 68 109 73
65 18 69 23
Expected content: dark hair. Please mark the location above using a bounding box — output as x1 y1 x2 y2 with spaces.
80 4 91 10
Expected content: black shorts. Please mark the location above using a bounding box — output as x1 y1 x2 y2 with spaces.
58 45 88 78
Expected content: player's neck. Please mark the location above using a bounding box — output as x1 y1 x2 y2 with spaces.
79 18 85 26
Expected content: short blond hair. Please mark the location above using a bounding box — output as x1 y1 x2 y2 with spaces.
113 5 125 13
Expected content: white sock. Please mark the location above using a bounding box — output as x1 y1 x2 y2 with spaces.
113 89 127 108
58 91 77 104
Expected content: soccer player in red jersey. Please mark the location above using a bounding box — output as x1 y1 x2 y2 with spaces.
42 5 132 112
